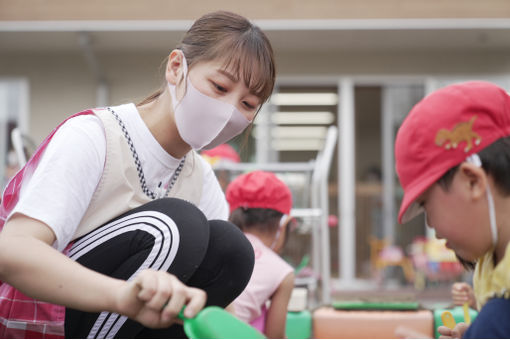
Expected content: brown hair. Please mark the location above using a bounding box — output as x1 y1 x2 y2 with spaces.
138 11 275 106
229 207 282 234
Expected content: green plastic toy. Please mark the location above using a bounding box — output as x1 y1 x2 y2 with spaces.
286 310 312 339
294 254 310 275
179 306 266 339
433 306 478 338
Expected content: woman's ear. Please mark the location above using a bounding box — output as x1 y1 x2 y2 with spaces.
459 162 487 200
165 50 185 86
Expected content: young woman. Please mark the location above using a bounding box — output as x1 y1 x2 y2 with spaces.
395 81 510 338
0 10 275 338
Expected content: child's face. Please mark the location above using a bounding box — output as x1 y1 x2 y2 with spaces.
188 60 261 121
418 169 493 262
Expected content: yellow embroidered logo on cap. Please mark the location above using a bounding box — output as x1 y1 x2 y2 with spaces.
435 116 481 152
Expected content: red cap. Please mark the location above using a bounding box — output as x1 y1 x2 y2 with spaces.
201 144 240 164
395 81 510 224
225 170 293 215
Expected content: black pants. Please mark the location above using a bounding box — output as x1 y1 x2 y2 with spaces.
64 198 254 338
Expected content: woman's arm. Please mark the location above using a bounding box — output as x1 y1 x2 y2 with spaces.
0 214 206 328
264 272 295 339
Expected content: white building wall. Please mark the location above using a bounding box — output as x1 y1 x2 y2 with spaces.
1 48 509 142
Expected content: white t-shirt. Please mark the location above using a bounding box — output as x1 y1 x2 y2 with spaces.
10 103 228 251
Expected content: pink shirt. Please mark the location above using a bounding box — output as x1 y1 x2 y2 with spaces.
233 233 293 324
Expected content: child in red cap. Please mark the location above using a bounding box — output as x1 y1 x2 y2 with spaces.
395 81 510 338
225 170 295 338
201 144 241 191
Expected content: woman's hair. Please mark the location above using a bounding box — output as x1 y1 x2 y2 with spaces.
138 10 275 106
229 207 282 234
436 136 510 270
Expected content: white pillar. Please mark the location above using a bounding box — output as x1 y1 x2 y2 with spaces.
78 32 109 107
96 81 109 108
338 78 356 284
255 103 271 164
381 87 396 243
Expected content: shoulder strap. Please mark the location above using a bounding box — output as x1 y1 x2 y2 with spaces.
0 110 95 229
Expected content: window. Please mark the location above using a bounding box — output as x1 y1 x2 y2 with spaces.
254 86 338 162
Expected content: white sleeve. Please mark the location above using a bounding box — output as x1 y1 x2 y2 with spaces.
197 156 229 220
9 115 106 251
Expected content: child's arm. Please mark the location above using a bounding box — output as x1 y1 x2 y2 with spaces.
0 214 206 328
264 272 295 339
224 303 236 314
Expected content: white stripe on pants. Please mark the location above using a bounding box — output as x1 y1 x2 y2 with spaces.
68 211 180 339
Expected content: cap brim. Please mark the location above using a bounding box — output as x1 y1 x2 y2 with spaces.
399 201 424 224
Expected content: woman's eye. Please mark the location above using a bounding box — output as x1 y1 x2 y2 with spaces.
243 101 256 110
212 82 227 92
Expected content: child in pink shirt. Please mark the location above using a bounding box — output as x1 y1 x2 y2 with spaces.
226 171 295 338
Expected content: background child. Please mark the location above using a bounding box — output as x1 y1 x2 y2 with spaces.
395 81 510 338
225 170 295 339
201 143 241 191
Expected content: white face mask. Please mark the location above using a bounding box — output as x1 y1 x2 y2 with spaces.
168 53 252 150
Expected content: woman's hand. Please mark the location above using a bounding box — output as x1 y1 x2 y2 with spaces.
438 322 469 339
116 269 207 329
451 282 476 309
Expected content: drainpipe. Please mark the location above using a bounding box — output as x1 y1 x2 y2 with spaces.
78 32 109 107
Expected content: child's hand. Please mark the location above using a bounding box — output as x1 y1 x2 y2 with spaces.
116 269 207 328
451 282 476 309
438 322 469 339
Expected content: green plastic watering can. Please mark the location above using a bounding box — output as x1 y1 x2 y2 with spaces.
179 306 266 339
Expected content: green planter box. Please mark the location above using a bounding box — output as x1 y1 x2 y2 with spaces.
433 306 478 338
286 310 312 339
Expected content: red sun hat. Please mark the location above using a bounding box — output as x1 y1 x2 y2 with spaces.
225 170 293 215
201 144 240 163
395 80 510 224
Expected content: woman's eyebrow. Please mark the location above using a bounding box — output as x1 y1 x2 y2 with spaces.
217 68 262 101
217 69 238 82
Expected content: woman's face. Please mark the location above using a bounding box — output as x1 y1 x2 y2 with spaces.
418 171 493 262
188 60 261 121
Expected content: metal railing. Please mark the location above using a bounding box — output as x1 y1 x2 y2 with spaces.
213 125 338 305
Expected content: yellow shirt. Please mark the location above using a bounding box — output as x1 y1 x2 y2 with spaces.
473 243 510 310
